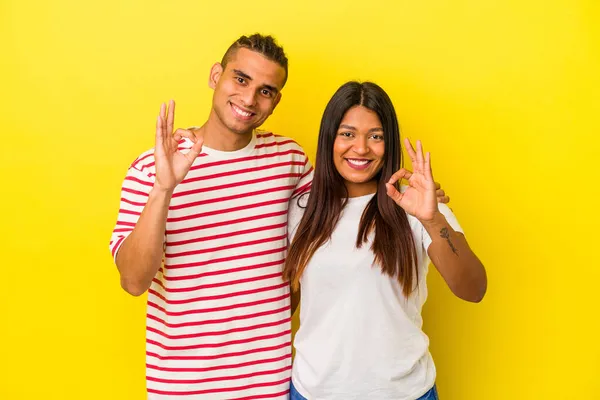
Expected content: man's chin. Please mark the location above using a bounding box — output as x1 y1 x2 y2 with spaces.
228 120 263 135
228 125 255 135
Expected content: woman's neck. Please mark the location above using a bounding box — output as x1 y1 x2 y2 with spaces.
345 180 378 198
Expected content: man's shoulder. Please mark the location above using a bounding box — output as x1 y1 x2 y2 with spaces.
128 148 156 173
255 130 307 154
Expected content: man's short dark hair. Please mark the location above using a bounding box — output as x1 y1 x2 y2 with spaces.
221 34 289 86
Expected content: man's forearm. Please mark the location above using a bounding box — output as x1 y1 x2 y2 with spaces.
116 187 173 296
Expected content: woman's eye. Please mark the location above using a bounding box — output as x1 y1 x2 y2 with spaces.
339 132 352 137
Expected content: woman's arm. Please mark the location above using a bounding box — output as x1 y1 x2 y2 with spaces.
423 212 487 302
386 138 487 303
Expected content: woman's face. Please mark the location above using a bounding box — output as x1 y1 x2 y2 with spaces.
333 105 385 197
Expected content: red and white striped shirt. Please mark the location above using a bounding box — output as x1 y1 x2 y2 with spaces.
109 131 313 399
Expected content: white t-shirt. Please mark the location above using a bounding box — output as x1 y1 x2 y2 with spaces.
288 192 463 400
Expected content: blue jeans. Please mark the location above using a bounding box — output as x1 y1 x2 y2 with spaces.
418 384 439 400
289 382 305 400
290 382 439 400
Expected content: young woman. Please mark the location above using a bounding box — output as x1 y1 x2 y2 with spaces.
283 81 487 400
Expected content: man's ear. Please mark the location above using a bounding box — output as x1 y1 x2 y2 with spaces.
208 63 224 89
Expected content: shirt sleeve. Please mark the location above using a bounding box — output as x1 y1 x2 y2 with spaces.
108 164 156 262
422 203 464 251
287 194 308 244
291 154 313 199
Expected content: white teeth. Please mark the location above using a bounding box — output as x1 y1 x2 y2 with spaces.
232 104 252 117
347 159 369 166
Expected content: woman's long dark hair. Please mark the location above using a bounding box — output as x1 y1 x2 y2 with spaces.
283 81 418 297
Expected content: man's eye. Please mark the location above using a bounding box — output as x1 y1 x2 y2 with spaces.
236 77 245 84
261 89 272 97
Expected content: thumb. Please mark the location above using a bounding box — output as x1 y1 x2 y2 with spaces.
185 137 204 163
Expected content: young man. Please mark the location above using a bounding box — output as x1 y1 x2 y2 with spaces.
109 34 312 399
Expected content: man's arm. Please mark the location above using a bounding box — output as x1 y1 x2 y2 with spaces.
116 187 173 296
111 100 203 296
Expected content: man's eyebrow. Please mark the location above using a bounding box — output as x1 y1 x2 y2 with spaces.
233 69 252 81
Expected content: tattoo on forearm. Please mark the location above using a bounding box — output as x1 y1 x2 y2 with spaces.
440 227 458 255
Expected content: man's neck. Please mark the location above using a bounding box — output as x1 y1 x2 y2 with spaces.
197 110 253 151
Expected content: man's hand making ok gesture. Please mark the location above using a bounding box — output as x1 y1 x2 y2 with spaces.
153 100 204 193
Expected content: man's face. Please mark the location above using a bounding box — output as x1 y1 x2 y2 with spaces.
209 48 286 135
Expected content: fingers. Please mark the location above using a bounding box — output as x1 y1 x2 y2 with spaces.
406 138 434 180
387 168 411 185
156 115 163 142
404 138 417 169
157 102 168 146
437 195 450 204
173 128 198 143
424 150 434 181
167 100 175 136
160 103 167 131
385 183 403 204
416 140 424 170
434 181 441 190
185 137 204 163
435 187 450 203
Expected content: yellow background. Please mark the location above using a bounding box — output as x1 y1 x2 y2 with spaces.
1 0 599 399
